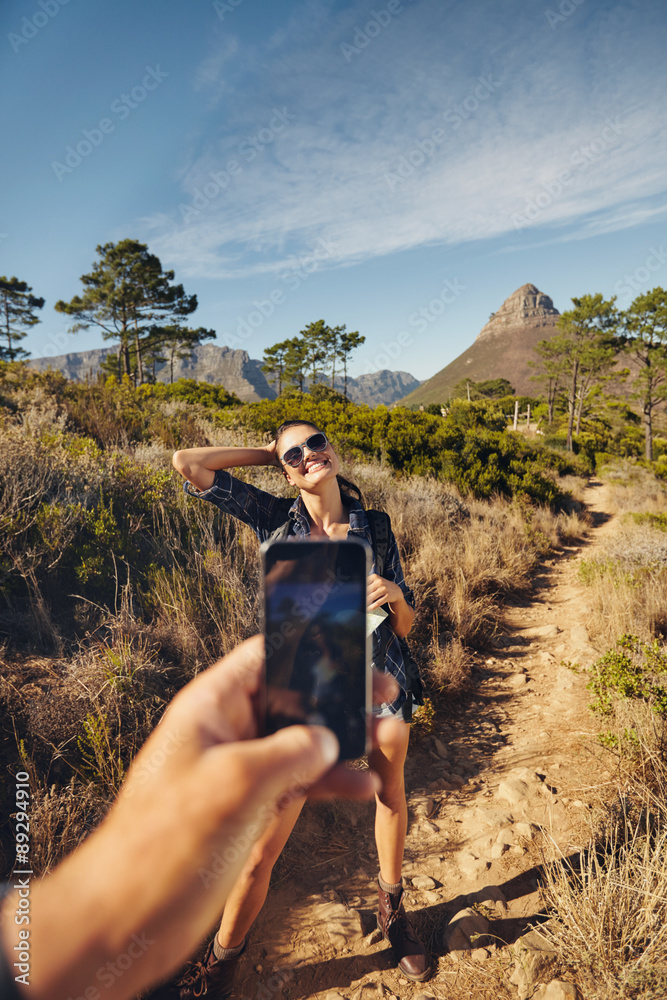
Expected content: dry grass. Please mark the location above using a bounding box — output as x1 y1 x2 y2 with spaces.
578 468 667 645
541 460 667 1000
539 808 667 999
0 408 591 875
539 700 667 1000
599 459 667 516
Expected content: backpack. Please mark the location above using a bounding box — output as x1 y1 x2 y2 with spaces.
266 508 425 719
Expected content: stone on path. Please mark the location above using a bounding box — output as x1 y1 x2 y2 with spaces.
525 624 561 638
443 907 491 953
411 875 437 890
533 981 581 1000
509 928 558 1000
497 777 531 805
457 852 491 879
311 900 364 949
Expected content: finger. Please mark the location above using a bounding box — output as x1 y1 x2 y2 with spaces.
210 724 340 806
368 596 388 611
170 635 265 747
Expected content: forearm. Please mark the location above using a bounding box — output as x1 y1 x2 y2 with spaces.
172 446 274 491
387 598 414 639
1 785 236 1000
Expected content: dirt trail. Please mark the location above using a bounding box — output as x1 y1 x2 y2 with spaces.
204 481 618 1000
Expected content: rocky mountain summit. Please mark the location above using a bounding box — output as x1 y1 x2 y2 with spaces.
477 283 560 343
27 344 420 407
399 283 561 406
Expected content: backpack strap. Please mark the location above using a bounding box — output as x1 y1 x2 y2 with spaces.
367 508 425 716
366 509 390 578
265 518 293 545
265 500 297 545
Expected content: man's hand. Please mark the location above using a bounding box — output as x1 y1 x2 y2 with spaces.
2 636 401 1000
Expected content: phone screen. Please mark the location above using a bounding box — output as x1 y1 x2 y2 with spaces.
262 538 370 760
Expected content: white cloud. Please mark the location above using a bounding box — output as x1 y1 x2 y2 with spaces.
138 0 667 280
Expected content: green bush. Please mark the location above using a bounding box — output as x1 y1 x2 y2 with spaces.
237 394 583 505
587 634 667 719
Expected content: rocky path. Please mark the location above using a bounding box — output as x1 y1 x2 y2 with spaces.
219 482 617 1000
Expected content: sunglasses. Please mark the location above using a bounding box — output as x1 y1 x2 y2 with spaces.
280 432 328 468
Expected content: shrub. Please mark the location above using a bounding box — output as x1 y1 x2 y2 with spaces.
238 395 583 505
587 635 667 721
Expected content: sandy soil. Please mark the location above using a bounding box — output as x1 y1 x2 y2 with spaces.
159 479 618 1000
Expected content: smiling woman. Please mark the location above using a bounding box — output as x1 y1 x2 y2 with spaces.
172 420 430 997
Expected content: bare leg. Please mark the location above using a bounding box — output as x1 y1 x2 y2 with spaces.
216 794 305 949
369 721 411 884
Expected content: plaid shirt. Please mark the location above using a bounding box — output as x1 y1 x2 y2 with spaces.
184 469 415 713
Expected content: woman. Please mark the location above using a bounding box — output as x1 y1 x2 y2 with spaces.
172 421 430 997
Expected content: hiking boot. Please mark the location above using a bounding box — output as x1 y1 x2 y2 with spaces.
377 883 431 982
177 939 244 999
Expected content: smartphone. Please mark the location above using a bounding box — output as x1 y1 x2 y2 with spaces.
261 538 371 761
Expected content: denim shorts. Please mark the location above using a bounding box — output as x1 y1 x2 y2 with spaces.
372 697 419 721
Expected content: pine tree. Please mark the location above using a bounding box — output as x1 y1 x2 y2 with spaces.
55 239 209 385
555 294 620 450
283 337 308 393
299 320 328 387
623 287 667 461
529 337 569 424
0 276 45 361
337 328 364 397
261 339 293 395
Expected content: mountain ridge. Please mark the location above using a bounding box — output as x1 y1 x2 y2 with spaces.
27 344 421 408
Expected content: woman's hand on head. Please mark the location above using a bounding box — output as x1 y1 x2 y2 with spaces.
265 439 282 467
367 573 405 611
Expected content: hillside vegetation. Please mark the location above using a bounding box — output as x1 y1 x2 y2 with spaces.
0 362 590 875
3 361 667 999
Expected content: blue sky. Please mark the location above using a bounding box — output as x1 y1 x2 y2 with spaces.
2 0 666 381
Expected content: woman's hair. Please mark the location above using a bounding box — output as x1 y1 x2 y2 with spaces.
274 420 365 507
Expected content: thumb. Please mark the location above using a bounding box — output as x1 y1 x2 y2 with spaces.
205 724 340 820
254 725 340 800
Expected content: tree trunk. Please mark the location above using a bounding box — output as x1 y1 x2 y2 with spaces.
566 360 579 451
575 391 584 434
645 404 653 462
134 328 144 385
123 341 131 379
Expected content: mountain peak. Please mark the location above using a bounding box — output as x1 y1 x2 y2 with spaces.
477 284 559 342
398 282 562 406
